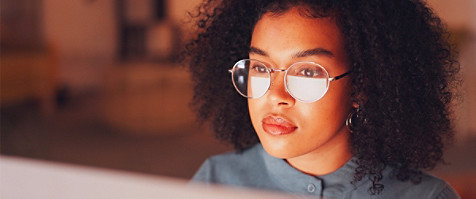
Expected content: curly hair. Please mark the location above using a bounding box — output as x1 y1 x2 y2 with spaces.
185 0 459 194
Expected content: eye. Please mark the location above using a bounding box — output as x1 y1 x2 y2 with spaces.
298 68 320 77
251 65 268 73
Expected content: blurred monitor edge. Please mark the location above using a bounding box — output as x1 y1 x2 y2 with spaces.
0 155 303 199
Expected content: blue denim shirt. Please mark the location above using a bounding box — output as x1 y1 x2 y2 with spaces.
192 144 459 198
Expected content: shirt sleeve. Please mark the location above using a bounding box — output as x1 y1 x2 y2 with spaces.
436 183 460 199
191 159 214 183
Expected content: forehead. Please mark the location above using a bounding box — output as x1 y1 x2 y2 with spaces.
250 7 345 60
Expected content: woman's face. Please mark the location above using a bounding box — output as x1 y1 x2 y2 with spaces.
248 8 353 161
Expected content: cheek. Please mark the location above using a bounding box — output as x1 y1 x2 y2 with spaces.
248 99 262 127
299 83 352 128
296 104 335 131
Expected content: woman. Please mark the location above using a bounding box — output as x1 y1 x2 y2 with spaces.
186 0 460 198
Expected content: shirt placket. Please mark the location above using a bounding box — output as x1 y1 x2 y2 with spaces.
305 178 322 197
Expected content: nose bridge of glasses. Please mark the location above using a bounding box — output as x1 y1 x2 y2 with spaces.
265 67 296 105
267 68 287 82
267 68 289 95
268 68 287 81
269 68 287 73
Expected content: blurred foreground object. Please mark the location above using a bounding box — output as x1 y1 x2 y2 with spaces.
0 155 300 199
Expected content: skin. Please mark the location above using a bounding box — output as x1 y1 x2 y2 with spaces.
248 7 354 175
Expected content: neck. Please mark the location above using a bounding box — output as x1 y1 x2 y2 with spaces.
285 127 352 176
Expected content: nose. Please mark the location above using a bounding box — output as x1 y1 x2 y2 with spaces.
266 73 296 107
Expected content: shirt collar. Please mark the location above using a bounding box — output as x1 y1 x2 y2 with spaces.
259 144 363 196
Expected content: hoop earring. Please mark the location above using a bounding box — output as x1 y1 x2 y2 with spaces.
346 108 359 132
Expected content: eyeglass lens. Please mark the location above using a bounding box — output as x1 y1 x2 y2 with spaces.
231 59 330 102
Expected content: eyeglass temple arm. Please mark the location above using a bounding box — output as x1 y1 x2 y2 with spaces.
229 68 352 80
329 71 352 81
228 68 285 73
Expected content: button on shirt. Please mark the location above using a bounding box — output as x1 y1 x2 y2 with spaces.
191 144 459 198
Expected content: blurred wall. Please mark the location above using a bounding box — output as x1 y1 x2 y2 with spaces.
428 0 476 141
167 0 200 29
42 0 117 92
40 0 200 93
43 0 117 59
427 0 476 30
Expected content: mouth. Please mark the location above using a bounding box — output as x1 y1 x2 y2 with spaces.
262 115 298 136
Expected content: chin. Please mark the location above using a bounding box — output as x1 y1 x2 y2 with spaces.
259 139 300 159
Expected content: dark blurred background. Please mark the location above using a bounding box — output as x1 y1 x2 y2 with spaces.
1 0 475 198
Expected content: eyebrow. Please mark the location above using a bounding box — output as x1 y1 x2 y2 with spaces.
249 47 269 56
249 47 334 58
293 48 334 58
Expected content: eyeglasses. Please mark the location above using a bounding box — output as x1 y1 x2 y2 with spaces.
229 59 351 103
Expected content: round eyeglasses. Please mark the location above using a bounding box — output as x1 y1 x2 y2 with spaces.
229 59 351 103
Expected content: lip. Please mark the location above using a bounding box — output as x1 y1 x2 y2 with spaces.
262 115 298 136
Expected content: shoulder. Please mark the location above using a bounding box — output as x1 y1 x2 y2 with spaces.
376 171 460 199
191 144 270 187
204 144 264 167
416 173 460 199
